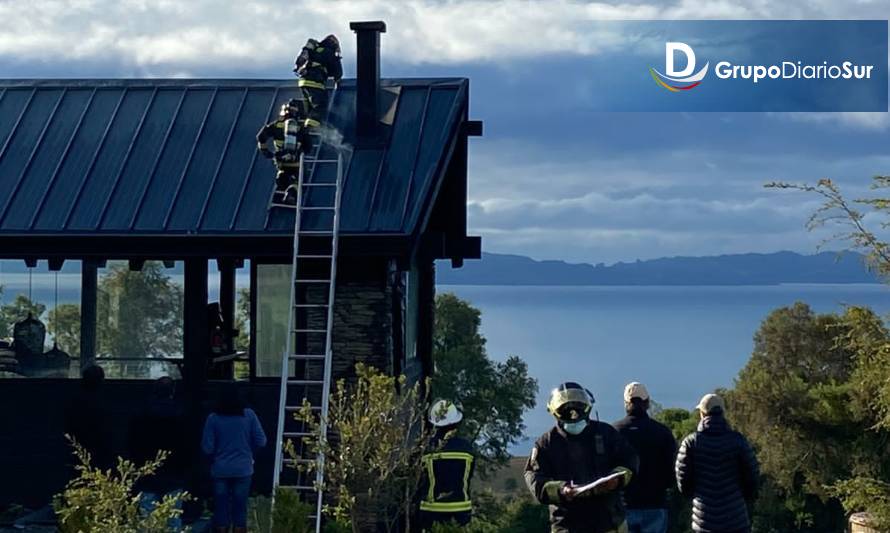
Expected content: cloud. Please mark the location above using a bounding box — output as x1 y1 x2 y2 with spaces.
0 0 887 73
778 112 890 131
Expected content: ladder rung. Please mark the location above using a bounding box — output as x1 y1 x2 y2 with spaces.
278 484 317 491
305 159 339 164
287 379 325 385
289 354 326 360
281 431 316 437
299 206 335 211
298 230 333 235
285 405 322 411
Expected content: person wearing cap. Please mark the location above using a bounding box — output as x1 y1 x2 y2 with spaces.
676 393 759 533
525 382 639 533
416 399 476 531
613 382 677 533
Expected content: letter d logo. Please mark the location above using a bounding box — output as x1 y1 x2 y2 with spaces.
650 42 709 92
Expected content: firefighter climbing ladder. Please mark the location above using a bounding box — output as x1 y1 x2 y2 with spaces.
271 138 344 532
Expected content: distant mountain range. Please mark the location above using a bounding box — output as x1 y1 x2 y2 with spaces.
437 251 881 286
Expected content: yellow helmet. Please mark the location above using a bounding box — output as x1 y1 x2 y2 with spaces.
547 382 594 421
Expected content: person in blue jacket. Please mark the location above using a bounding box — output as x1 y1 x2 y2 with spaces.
201 383 267 533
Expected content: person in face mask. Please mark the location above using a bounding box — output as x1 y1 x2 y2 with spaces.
525 382 639 533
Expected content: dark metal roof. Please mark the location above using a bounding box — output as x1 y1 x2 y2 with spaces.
0 78 468 237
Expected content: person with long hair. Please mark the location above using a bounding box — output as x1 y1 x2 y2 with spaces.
201 383 267 533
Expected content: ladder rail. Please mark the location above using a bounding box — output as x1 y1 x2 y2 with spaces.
272 152 307 489
314 152 343 530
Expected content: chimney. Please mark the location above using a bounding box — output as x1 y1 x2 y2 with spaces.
349 20 386 140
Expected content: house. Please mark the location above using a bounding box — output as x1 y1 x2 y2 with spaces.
0 21 481 508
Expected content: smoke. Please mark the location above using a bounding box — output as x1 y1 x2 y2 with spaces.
316 124 352 155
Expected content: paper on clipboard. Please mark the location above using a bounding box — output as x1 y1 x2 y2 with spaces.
572 472 625 495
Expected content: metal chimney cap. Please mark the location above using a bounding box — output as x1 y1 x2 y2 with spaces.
349 21 387 33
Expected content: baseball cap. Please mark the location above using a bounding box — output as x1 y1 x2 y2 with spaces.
624 382 650 402
697 393 725 415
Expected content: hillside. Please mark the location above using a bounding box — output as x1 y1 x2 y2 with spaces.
437 251 878 286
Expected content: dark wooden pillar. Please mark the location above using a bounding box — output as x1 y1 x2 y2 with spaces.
218 259 236 332
416 259 436 378
183 259 209 393
79 259 98 370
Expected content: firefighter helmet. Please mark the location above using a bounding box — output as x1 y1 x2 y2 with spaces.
547 382 594 421
280 99 301 118
429 399 463 428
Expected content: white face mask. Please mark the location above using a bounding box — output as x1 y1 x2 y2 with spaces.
562 419 588 435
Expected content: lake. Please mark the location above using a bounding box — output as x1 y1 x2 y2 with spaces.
439 284 890 452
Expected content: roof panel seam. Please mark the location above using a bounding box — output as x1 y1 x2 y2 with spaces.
128 88 188 230
230 87 280 231
365 91 408 230
196 88 248 230
162 87 219 230
29 88 98 229
398 86 433 230
95 87 158 230
0 88 67 225
62 88 128 230
0 89 36 171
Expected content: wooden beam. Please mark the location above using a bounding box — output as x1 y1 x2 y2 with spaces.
80 259 98 369
183 259 209 392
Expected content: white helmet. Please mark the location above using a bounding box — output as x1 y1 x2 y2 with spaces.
429 399 463 428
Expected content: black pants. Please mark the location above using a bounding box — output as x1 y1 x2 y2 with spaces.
275 166 299 191
418 510 471 531
300 86 328 126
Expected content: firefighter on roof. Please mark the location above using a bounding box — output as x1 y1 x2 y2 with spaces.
256 99 313 203
525 382 639 533
294 34 343 129
416 399 476 531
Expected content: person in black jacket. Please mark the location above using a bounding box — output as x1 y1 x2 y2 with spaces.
613 382 676 533
676 394 759 533
525 382 639 533
293 34 342 129
128 377 188 528
417 400 475 531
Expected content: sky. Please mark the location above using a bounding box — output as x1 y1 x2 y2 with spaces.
1 0 890 264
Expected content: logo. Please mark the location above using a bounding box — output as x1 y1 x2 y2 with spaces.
650 42 709 92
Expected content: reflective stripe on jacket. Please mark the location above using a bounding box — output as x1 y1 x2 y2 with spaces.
418 435 475 514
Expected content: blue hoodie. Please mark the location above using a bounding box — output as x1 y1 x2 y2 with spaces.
201 408 267 478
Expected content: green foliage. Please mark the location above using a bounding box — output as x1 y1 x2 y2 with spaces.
293 363 429 533
432 293 538 474
655 408 699 442
54 436 190 533
0 294 47 339
235 286 250 352
248 489 314 533
430 491 549 533
47 303 82 356
829 478 890 529
97 262 182 358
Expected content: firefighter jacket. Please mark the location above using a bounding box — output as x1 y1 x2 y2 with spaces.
417 432 475 516
256 119 313 169
296 39 343 90
525 421 639 533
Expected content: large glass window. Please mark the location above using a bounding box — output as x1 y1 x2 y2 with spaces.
255 264 291 377
0 260 82 378
95 261 183 379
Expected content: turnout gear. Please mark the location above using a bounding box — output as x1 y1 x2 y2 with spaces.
417 430 475 531
429 399 463 428
294 35 342 128
527 383 639 533
676 412 759 533
256 101 313 195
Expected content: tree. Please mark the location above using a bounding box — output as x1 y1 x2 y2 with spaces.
294 364 429 532
96 262 182 358
432 293 537 474
235 286 250 352
767 177 890 528
47 303 81 356
0 294 47 339
726 303 886 531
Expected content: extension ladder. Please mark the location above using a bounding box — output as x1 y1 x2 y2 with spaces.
270 140 344 532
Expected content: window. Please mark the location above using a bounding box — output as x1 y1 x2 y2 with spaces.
255 264 291 377
0 260 82 379
94 261 183 379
